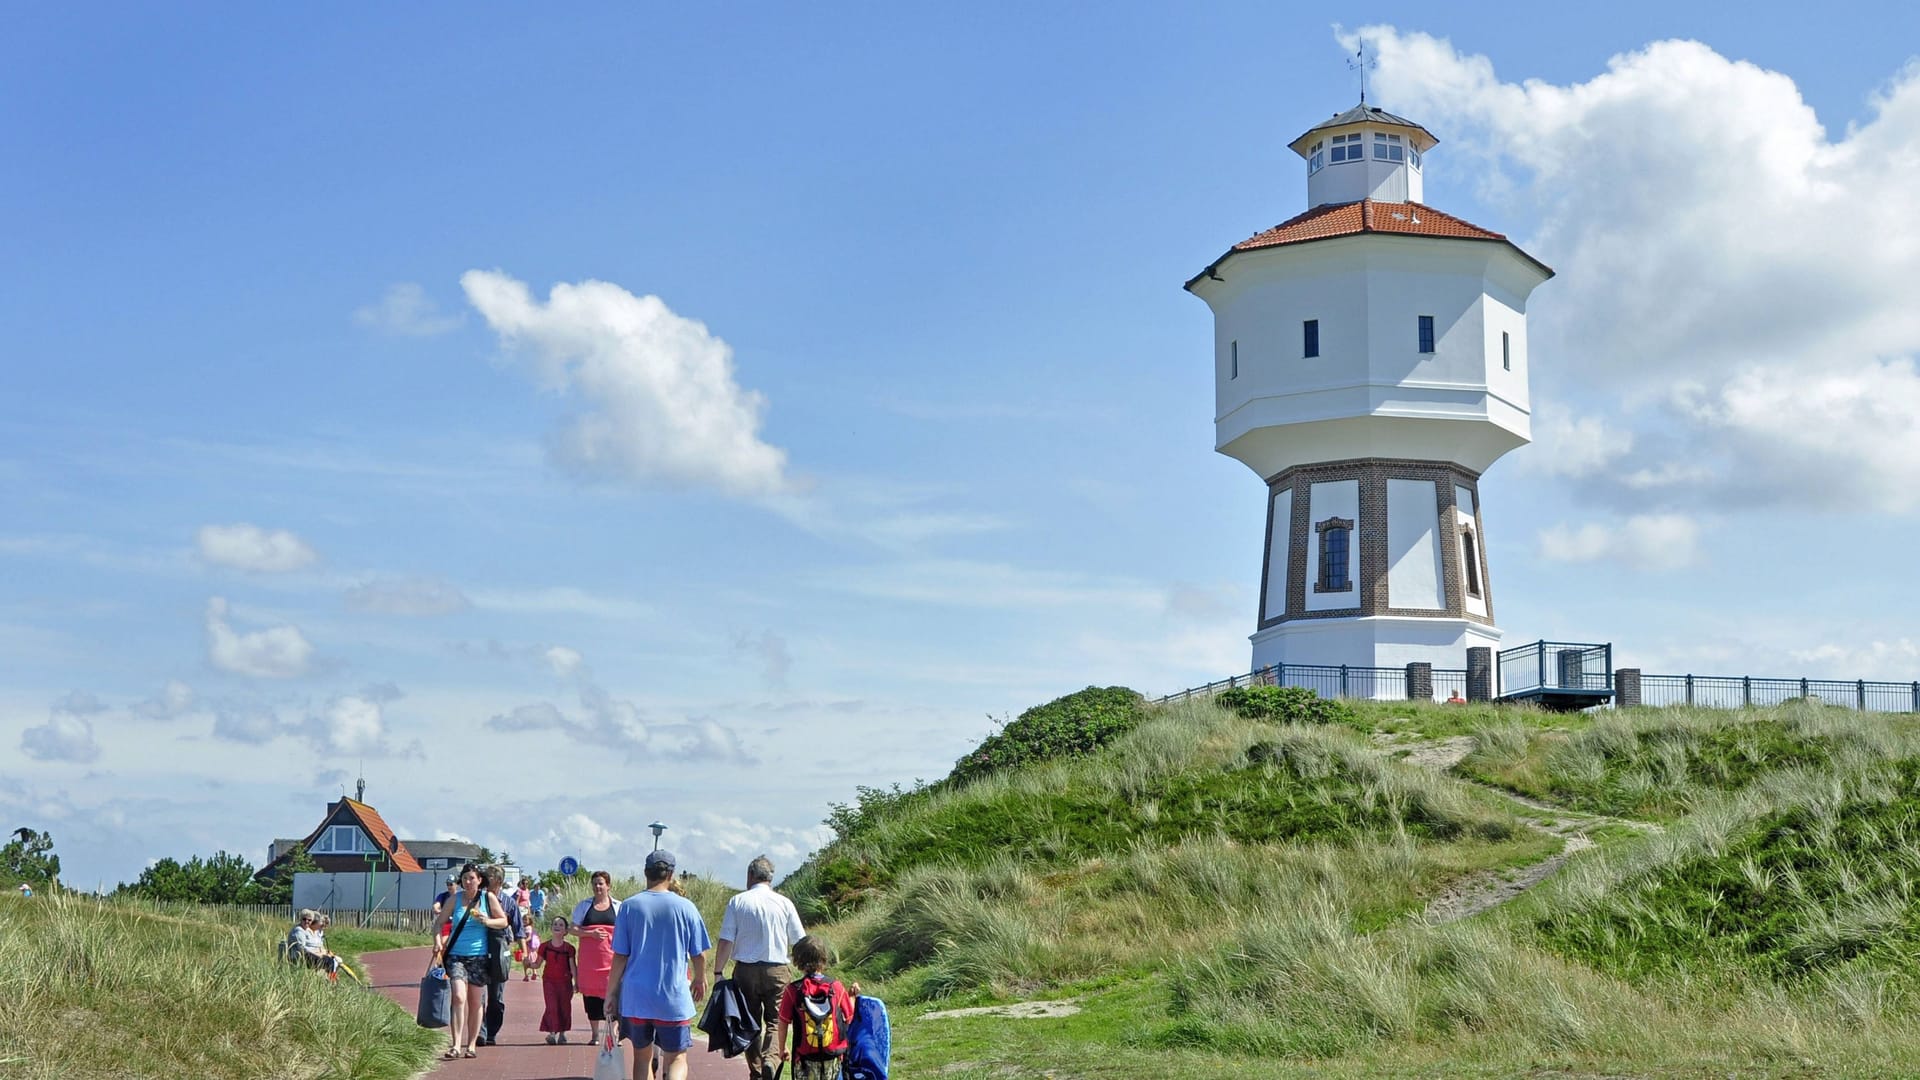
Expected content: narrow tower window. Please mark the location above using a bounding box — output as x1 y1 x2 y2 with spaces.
1230 340 1238 379
1461 527 1482 598
1418 315 1435 354
1315 517 1354 593
1308 141 1325 174
1502 331 1511 371
1303 320 1319 358
1373 132 1404 161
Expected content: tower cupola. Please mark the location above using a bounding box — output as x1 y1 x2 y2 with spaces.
1289 104 1438 207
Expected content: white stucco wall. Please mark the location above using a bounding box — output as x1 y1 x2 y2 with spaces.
1264 488 1292 622
1304 479 1359 612
1199 236 1546 480
1386 478 1444 610
1250 616 1501 672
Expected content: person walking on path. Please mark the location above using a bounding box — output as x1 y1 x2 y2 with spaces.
481 864 528 1046
438 863 509 1060
606 850 712 1080
711 855 806 1080
571 869 620 1045
530 881 546 922
536 914 578 1043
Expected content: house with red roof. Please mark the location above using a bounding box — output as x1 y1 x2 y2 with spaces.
254 779 476 882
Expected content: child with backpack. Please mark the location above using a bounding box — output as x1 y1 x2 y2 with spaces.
775 936 858 1080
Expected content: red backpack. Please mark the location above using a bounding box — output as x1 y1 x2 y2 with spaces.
795 974 849 1057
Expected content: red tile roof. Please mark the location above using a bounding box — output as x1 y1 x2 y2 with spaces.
1186 200 1552 288
340 799 422 872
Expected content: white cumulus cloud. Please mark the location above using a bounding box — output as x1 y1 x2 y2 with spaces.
462 269 789 498
21 710 102 763
1355 27 1920 511
462 272 787 499
1537 513 1701 570
196 524 318 573
205 597 314 678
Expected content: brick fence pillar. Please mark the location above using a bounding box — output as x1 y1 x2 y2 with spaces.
1466 647 1493 702
1615 668 1641 709
1406 662 1433 702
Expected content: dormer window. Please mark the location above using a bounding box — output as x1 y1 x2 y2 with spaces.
1373 133 1404 162
1330 133 1362 163
1307 141 1325 174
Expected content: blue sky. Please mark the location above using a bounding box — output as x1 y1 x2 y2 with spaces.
6 4 1920 888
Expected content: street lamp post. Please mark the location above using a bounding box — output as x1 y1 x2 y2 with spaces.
648 822 667 851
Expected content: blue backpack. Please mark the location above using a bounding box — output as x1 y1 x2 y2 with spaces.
844 995 890 1080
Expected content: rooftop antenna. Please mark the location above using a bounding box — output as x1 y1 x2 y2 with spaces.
355 759 365 803
1347 41 1376 105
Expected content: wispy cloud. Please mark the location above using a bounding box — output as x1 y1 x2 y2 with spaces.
354 282 464 337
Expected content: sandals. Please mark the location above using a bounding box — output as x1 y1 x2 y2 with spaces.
463 1047 478 1058
442 1047 461 1060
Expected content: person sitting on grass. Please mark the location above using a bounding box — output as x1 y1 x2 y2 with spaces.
775 936 860 1080
288 910 342 975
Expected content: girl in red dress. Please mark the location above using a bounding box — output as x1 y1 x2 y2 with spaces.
535 914 578 1043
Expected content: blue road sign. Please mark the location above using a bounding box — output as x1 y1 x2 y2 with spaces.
559 856 579 877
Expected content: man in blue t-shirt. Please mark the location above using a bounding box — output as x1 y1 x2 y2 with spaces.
606 850 711 1080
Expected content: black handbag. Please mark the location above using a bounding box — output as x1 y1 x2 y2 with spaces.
486 927 512 982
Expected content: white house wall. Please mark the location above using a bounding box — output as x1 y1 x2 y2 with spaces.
1264 488 1292 622
1304 479 1359 612
1386 478 1444 610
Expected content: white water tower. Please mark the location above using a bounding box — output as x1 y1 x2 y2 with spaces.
1186 104 1553 672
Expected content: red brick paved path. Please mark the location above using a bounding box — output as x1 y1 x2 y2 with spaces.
362 946 738 1080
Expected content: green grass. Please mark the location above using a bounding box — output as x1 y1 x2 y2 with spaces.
0 893 442 1080
787 695 1920 1077
786 708 1521 916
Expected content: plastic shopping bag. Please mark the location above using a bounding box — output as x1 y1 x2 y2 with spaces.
593 1033 625 1080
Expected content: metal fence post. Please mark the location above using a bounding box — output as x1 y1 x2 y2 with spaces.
1858 680 1867 711
1685 674 1694 706
1340 664 1350 698
1912 682 1919 713
1743 676 1751 707
1801 677 1810 700
1228 673 1237 690
1278 663 1287 688
1538 641 1547 692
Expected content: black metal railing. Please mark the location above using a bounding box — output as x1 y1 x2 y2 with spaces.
1497 640 1613 696
1155 663 1470 704
1635 674 1920 713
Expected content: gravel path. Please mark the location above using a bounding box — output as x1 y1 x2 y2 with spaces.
1378 734 1659 925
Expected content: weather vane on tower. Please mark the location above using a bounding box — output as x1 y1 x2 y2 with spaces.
1348 40 1376 104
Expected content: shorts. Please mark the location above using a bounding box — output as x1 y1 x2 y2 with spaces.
793 1055 844 1080
446 954 491 985
583 995 606 1021
619 1017 693 1052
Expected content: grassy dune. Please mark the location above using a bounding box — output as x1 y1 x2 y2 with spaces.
787 696 1920 1077
0 894 440 1080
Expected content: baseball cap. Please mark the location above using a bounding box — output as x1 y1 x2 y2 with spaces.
645 849 676 873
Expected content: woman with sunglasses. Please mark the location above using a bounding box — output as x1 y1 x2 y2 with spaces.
436 863 509 1059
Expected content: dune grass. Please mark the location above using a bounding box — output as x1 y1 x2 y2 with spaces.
786 695 1920 1077
0 893 442 1080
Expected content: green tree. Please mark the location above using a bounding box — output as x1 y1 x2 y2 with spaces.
126 849 266 904
1 827 60 887
253 842 320 905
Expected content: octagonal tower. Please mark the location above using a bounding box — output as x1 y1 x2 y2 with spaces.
1186 104 1554 672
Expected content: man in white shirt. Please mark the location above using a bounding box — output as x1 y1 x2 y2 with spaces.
710 855 806 1080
